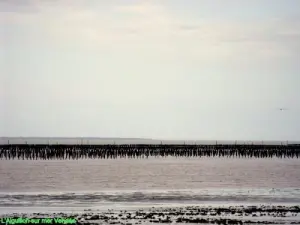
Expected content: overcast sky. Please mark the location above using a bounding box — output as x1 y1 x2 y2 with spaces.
1 0 300 141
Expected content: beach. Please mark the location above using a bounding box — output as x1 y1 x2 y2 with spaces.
1 205 300 225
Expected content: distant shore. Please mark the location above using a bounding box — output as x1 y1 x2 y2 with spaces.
1 137 300 145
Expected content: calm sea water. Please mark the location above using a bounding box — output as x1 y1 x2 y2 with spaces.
1 156 300 214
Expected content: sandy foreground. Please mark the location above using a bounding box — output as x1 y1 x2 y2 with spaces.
1 205 300 225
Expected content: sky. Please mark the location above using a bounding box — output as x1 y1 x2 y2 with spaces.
1 0 300 141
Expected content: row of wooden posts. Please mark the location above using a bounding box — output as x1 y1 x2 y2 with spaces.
1 144 300 160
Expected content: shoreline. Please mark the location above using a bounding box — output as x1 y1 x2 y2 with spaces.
1 205 300 225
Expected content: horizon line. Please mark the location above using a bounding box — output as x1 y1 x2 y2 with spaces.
0 137 300 142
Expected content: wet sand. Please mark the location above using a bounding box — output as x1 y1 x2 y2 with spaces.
1 205 300 225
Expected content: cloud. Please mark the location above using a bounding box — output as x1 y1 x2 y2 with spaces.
1 0 300 139
1 0 299 63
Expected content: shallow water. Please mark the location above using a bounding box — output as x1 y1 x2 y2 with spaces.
0 157 300 214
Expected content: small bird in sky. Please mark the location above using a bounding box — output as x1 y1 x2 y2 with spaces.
278 108 288 111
